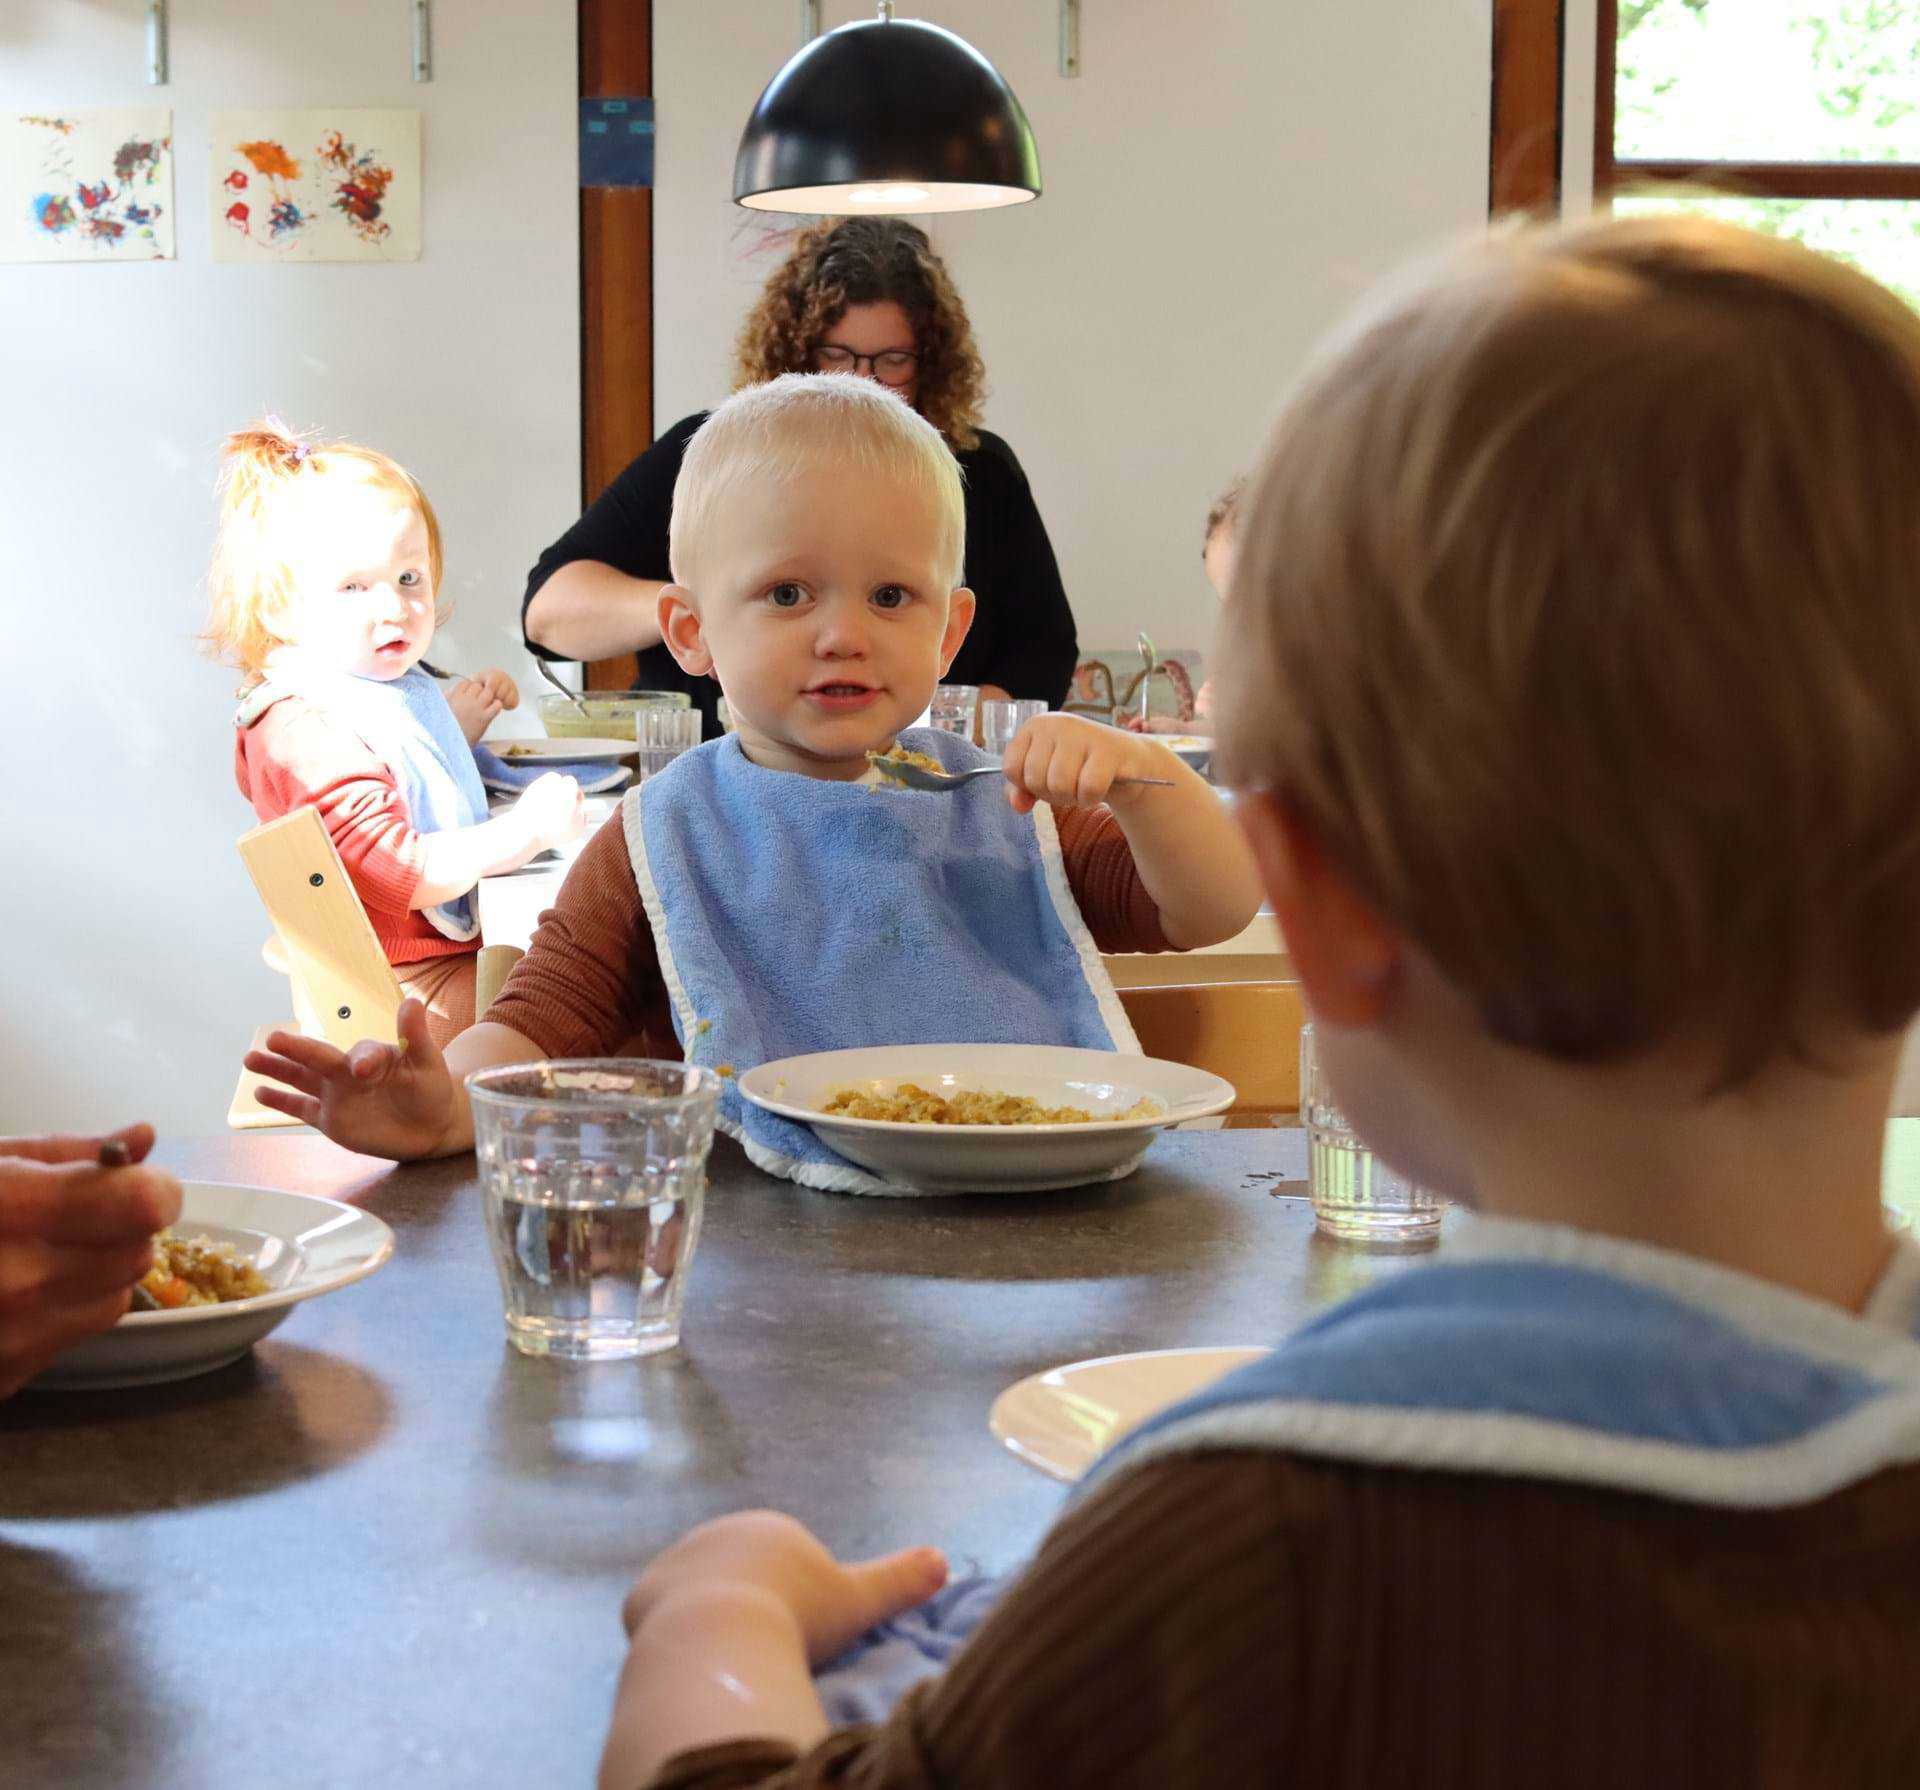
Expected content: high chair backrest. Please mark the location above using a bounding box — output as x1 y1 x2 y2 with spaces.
237 807 403 1052
1117 980 1306 1121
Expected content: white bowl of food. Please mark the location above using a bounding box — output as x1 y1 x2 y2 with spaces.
737 1043 1235 1194
35 1182 395 1390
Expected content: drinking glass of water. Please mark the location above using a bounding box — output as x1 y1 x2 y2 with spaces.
1299 1023 1443 1245
635 707 702 780
469 1059 721 1360
980 697 1047 756
928 684 980 737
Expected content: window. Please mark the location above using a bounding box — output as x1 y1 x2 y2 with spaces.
1597 0 1920 305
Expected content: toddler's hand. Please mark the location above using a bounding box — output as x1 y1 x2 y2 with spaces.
474 667 519 711
514 771 587 852
1001 713 1178 814
447 676 506 746
242 998 457 1160
621 1511 947 1667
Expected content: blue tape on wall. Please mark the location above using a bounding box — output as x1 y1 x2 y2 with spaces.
580 97 654 189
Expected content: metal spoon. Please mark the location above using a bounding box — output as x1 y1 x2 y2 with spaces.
1136 631 1159 726
534 657 591 719
869 758 1172 793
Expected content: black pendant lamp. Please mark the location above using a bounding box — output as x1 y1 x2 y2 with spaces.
733 2 1041 215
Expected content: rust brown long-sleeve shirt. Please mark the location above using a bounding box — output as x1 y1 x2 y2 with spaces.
639 1449 1920 1789
484 803 1170 1057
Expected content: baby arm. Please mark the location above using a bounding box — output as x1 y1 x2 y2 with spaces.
1003 716 1261 948
600 1514 947 1790
411 772 585 907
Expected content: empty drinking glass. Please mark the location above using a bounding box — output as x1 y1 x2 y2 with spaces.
470 1059 721 1360
981 698 1047 755
636 706 702 780
1299 1023 1444 1245
927 684 980 738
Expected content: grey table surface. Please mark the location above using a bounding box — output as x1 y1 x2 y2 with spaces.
1 1127 1430 1790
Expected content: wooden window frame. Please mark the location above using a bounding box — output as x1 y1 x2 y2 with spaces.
1595 0 1920 204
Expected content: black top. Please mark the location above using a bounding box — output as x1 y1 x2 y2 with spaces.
521 411 1080 739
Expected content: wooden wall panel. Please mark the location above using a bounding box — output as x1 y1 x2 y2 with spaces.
579 0 653 692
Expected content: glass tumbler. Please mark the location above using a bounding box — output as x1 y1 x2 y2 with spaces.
635 706 703 780
1299 1023 1443 1245
981 698 1047 756
927 684 980 737
469 1060 721 1360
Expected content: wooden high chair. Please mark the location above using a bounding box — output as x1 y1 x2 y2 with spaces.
228 807 523 1128
1117 980 1307 1125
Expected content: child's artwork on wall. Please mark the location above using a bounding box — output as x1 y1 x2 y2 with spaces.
211 111 421 263
1 109 174 262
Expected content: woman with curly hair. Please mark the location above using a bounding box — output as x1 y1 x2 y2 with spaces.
521 217 1079 737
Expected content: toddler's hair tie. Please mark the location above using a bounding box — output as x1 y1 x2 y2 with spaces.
289 442 311 466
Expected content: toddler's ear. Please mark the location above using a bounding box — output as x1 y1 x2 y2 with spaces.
658 586 712 676
938 587 976 673
1237 793 1399 1028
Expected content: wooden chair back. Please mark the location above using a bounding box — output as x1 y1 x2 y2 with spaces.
238 807 404 1049
1118 979 1306 1122
229 808 405 1129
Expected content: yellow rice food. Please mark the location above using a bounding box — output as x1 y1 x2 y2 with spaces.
822 1083 1157 1126
139 1231 270 1309
865 745 947 787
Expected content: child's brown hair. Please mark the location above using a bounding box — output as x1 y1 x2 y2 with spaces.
1216 214 1920 1082
203 419 445 680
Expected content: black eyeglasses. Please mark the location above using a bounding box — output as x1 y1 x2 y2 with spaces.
814 344 919 387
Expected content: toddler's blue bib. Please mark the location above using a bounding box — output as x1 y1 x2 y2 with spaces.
625 728 1139 1193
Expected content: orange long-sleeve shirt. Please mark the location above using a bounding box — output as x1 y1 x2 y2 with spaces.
235 692 478 967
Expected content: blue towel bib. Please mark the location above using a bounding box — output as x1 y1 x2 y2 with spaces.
624 727 1140 1194
1083 1218 1920 1509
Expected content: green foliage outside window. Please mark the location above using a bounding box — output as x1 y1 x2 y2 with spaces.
1613 2 1920 305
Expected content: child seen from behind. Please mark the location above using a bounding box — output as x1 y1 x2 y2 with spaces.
207 424 585 1046
594 217 1920 1788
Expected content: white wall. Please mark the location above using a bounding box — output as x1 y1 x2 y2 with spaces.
0 0 578 1134
655 0 1493 654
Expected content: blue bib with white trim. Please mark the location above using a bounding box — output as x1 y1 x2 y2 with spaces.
624 728 1139 1194
1082 1221 1920 1508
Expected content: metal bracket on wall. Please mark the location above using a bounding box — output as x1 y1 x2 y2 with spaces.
1059 0 1080 77
147 0 168 85
412 0 432 82
801 0 821 44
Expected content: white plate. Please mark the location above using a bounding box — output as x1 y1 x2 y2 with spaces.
491 736 635 762
1152 734 1213 763
990 1345 1269 1482
34 1182 395 1390
737 1043 1236 1194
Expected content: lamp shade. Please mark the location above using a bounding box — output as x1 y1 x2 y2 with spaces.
733 11 1041 215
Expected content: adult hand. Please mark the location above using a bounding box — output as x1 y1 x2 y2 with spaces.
1001 713 1182 814
243 998 460 1160
621 1510 947 1668
0 1123 182 1398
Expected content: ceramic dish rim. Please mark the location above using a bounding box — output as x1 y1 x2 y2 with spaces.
114 1182 394 1330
